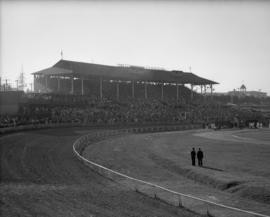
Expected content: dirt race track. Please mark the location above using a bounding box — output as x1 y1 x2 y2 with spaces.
0 128 201 217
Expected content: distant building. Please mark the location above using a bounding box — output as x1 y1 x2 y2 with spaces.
0 91 24 115
227 84 267 98
239 84 246 93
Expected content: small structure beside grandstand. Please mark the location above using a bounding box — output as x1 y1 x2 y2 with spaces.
32 59 218 101
0 91 24 115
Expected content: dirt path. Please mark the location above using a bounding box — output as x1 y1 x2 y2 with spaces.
0 128 200 217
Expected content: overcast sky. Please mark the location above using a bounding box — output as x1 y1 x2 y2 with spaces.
1 0 270 94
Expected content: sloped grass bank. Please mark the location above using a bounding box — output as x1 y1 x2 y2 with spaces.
148 152 270 204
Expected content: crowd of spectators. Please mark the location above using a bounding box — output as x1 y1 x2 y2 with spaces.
1 93 269 128
0 93 189 127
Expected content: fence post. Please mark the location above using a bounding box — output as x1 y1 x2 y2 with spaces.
206 204 214 217
178 195 183 207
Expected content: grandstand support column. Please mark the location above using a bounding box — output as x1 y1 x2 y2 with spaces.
200 85 203 94
210 84 213 99
204 85 208 97
33 74 36 92
132 80 135 98
144 83 148 99
179 84 181 103
116 82 120 100
203 85 207 102
190 84 194 101
71 76 74 95
176 84 179 102
99 77 103 99
81 78 84 96
45 75 48 93
161 84 164 100
57 77 61 92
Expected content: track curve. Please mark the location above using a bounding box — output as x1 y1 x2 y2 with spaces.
0 128 199 217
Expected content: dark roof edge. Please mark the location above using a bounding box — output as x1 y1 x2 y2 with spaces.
33 59 219 85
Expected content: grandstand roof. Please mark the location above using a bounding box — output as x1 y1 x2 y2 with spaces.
33 66 73 75
33 59 218 85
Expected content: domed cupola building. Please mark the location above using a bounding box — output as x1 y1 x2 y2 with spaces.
240 84 246 92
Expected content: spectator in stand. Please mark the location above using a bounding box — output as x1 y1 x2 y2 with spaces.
2 92 267 128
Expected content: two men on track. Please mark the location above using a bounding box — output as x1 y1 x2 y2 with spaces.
190 148 204 167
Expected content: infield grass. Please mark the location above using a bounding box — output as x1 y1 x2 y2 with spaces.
83 128 270 216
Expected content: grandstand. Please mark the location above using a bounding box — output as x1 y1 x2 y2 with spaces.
2 60 269 129
33 59 218 101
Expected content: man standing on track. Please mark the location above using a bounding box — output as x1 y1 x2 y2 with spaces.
197 148 204 167
191 148 196 166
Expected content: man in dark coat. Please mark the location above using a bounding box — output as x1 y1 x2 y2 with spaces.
190 148 196 166
197 148 204 167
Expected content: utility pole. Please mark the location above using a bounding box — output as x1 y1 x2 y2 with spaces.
16 80 19 90
18 65 25 91
5 79 8 91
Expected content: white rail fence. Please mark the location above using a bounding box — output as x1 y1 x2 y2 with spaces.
73 127 270 217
